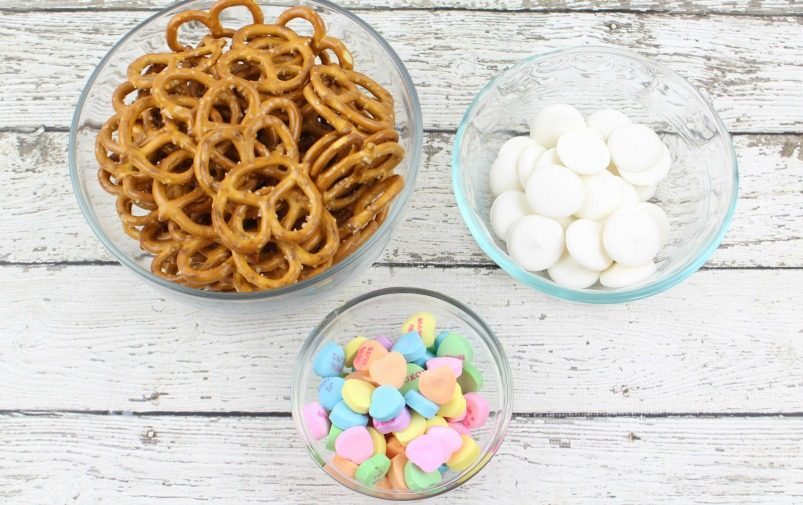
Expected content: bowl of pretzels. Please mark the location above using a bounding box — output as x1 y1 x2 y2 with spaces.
70 0 422 305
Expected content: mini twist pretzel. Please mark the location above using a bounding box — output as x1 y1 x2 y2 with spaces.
306 65 395 134
166 0 264 52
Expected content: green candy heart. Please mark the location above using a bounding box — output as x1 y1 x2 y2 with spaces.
325 424 343 451
404 461 442 491
435 332 474 364
399 363 424 395
457 362 484 393
355 453 391 487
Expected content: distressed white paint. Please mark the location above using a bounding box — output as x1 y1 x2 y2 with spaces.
1 11 802 131
0 414 801 504
1 132 801 266
1 265 801 413
1 1 802 503
2 0 801 13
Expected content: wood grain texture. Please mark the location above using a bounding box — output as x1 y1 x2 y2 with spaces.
1 265 801 413
1 131 800 266
2 0 801 14
1 413 801 504
1 11 802 132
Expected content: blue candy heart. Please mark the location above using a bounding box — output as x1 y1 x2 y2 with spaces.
369 385 405 422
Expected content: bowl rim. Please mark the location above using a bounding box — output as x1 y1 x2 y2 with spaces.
451 45 739 304
69 0 423 301
290 286 514 500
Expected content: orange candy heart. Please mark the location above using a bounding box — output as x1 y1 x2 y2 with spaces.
385 435 405 458
368 351 407 388
352 340 389 371
418 366 457 405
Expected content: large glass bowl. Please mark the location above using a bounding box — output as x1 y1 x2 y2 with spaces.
69 0 422 306
291 288 513 499
452 46 738 304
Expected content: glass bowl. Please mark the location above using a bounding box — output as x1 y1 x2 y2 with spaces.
69 0 422 306
452 46 738 304
291 287 513 500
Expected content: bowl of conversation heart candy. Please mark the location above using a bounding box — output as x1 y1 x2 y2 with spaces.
452 47 738 303
291 288 513 499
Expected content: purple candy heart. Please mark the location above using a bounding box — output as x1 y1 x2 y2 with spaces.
373 406 411 434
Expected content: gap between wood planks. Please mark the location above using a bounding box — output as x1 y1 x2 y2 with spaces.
1 409 801 418
0 6 801 17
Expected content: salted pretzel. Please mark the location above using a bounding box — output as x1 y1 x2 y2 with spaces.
95 0 405 292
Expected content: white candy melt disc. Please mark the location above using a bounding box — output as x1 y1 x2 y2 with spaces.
516 143 547 187
534 147 562 170
618 144 671 186
489 136 539 195
490 190 532 242
616 177 639 210
556 127 611 175
565 219 612 271
547 253 600 289
529 104 585 148
607 123 663 174
525 164 586 218
603 208 661 267
637 202 670 248
506 215 564 272
576 171 623 221
600 262 657 288
634 183 657 202
587 109 631 140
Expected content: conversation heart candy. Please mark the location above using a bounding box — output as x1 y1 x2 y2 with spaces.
369 385 405 422
373 335 394 350
462 392 489 429
329 400 369 430
386 435 405 458
343 336 367 368
401 312 437 348
447 421 470 435
353 340 388 372
392 331 426 362
457 363 484 393
419 366 457 405
388 453 409 490
318 376 345 411
427 426 464 455
446 435 481 472
335 426 374 464
373 407 411 435
403 461 442 491
405 433 449 472
437 384 466 419
426 357 463 377
303 402 330 440
342 378 376 414
325 424 343 451
425 415 448 431
355 453 391 487
313 341 344 377
400 363 424 395
393 412 427 445
368 351 407 389
367 427 386 456
404 390 440 419
435 332 474 364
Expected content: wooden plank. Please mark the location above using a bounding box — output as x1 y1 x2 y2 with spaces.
2 131 801 267
0 413 801 503
1 11 802 132
1 265 801 413
1 0 800 15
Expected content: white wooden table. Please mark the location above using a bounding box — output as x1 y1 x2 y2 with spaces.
1 0 802 503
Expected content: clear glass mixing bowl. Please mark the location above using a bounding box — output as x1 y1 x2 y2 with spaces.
291 288 513 499
452 46 738 303
69 0 422 307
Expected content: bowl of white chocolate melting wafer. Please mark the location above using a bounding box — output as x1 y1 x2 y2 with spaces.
452 46 738 303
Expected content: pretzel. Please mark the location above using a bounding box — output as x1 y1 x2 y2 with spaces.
95 0 405 292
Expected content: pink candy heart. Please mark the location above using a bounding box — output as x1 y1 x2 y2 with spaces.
405 433 449 472
448 421 470 435
335 426 374 464
425 357 463 377
373 407 411 434
462 393 489 429
303 402 330 440
427 426 463 455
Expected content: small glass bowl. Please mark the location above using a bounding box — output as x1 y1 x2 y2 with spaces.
69 0 422 307
452 46 738 303
291 287 513 500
